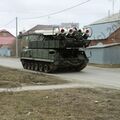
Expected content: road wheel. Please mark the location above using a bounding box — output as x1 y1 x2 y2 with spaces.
27 62 31 70
44 64 50 73
31 63 34 70
79 62 87 71
74 66 81 72
23 62 27 69
34 63 38 71
39 63 43 72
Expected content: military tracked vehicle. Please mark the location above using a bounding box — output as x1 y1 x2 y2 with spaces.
19 27 91 73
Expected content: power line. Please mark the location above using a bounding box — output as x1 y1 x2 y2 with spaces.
21 0 91 20
0 0 91 28
0 18 16 28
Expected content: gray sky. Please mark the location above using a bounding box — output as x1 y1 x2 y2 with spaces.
0 0 119 35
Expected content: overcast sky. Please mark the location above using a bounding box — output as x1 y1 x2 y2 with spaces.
0 0 120 35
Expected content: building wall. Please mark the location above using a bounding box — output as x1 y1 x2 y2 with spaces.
103 45 120 64
9 41 16 56
85 17 120 66
86 44 120 64
0 48 11 56
86 48 104 64
0 42 16 56
0 30 16 56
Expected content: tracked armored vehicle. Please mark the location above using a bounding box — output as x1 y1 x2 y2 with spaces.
19 27 90 73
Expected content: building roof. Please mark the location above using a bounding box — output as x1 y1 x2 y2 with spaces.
0 29 7 32
91 13 120 25
85 13 120 40
87 43 120 49
0 30 15 45
24 24 59 35
0 29 15 37
0 37 15 45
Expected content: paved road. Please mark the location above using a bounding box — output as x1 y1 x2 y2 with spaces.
54 66 120 89
0 57 23 69
0 57 120 89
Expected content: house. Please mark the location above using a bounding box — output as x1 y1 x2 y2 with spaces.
24 24 59 35
85 13 120 45
0 29 16 56
85 13 120 66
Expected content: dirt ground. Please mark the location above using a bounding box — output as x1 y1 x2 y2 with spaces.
0 88 120 120
0 66 68 88
0 66 120 120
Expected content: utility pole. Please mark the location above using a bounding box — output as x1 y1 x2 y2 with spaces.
109 0 115 14
112 0 114 14
119 0 120 14
108 10 111 17
16 17 18 57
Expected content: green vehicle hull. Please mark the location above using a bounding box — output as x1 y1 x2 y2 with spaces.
19 31 90 73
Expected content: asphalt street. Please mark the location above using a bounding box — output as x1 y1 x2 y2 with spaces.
0 57 120 89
